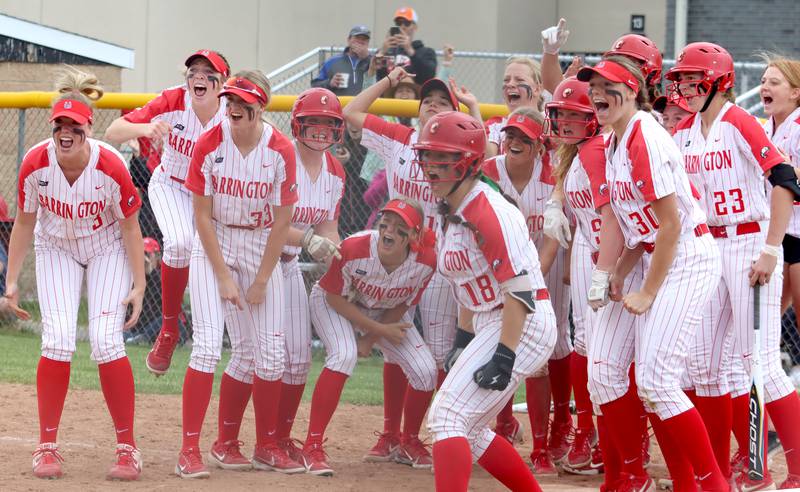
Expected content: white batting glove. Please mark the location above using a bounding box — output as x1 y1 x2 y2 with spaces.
541 18 570 55
302 229 342 262
543 199 572 248
587 269 611 311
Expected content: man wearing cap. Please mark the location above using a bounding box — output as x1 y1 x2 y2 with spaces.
312 25 373 97
376 7 437 85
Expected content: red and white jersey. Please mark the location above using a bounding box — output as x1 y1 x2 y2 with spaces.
437 181 546 312
360 114 436 229
185 119 298 228
124 85 227 181
563 136 608 251
482 153 556 248
673 102 782 227
318 230 436 310
485 115 507 147
19 138 141 246
605 111 706 248
763 106 800 237
284 143 346 255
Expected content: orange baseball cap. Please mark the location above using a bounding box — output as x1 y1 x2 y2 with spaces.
394 7 418 23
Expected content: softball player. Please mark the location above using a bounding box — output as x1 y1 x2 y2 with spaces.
577 56 729 492
4 67 145 481
301 198 438 476
342 67 482 455
105 50 230 376
481 108 573 473
415 111 555 492
273 88 345 464
176 70 302 478
653 96 692 135
485 57 545 158
667 43 800 490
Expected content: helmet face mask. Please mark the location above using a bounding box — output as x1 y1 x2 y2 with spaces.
413 149 477 184
665 42 735 110
544 77 598 142
291 88 344 150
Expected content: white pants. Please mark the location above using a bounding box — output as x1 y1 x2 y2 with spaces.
417 271 458 367
428 301 557 461
310 285 437 391
188 224 285 382
149 167 194 268
280 257 313 385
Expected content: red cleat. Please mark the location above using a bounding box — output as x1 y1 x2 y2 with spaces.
252 443 306 474
32 443 64 479
548 419 573 464
278 438 307 469
530 449 559 477
107 444 142 481
617 473 655 492
364 432 400 462
208 440 252 470
395 436 432 469
175 447 210 479
779 474 800 489
304 442 334 477
146 331 178 376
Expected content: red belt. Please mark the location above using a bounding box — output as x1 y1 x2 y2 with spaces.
641 224 709 253
708 221 761 239
169 175 185 184
494 288 550 310
280 253 296 263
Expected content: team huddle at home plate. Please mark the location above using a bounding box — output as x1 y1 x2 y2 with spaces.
7 11 800 492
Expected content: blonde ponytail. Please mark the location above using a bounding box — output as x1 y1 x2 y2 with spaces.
52 65 104 108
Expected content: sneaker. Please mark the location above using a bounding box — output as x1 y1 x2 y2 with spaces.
146 331 178 376
779 474 800 489
278 438 307 469
565 427 596 468
731 449 748 476
175 447 210 479
107 444 142 481
208 440 252 470
395 436 433 469
617 473 656 492
735 471 776 491
252 443 306 474
32 443 64 479
548 419 573 464
563 440 604 476
530 449 558 477
364 432 401 463
304 442 334 477
495 416 524 445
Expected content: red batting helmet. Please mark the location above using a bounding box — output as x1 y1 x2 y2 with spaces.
664 42 735 102
143 237 160 253
544 77 598 141
412 111 485 183
605 34 663 87
291 88 344 149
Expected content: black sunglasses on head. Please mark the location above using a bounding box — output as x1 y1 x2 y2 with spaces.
394 19 412 27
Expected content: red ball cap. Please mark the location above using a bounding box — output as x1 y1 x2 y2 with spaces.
577 60 640 93
185 50 229 78
50 98 93 125
143 237 160 253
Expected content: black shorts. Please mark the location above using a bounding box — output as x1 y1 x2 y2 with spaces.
783 234 800 265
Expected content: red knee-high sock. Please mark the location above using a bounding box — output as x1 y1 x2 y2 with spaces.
433 437 472 492
628 365 649 453
650 413 696 491
571 352 594 431
437 368 447 389
496 397 515 427
600 392 647 477
478 435 542 492
182 367 214 451
731 394 749 453
766 392 800 474
526 376 551 451
549 355 572 424
37 357 70 444
160 262 189 338
252 376 282 447
217 373 252 443
383 363 407 436
305 368 348 444
661 409 727 491
597 415 621 488
694 394 732 477
98 357 136 447
402 388 434 439
275 382 304 441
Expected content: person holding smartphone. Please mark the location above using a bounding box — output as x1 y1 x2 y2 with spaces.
375 7 437 85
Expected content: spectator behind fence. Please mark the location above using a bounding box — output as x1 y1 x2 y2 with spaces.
311 25 372 96
376 7 437 85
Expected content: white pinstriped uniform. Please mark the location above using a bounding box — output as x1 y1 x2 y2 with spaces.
675 103 796 401
562 136 607 357
483 153 571 360
124 85 227 268
485 116 508 149
279 146 345 385
360 114 457 366
764 106 800 238
428 181 556 459
183 119 297 382
311 231 437 391
603 111 721 419
19 138 141 363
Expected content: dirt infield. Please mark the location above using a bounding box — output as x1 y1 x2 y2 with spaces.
0 382 788 491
